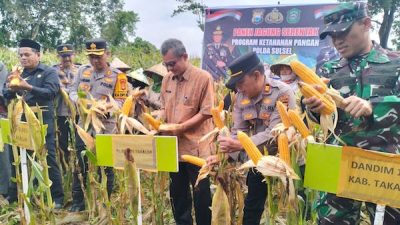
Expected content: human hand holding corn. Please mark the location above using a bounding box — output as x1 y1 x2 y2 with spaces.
218 136 242 153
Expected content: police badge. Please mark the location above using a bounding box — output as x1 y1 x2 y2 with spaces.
252 9 265 25
265 8 283 24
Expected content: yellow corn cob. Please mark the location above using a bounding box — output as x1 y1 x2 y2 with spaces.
211 107 224 129
121 94 134 116
276 101 291 128
287 109 309 138
299 82 335 115
143 113 161 130
237 131 262 164
290 60 327 93
217 100 224 112
181 155 206 167
278 133 291 166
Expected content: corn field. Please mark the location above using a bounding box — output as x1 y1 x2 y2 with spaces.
0 49 373 225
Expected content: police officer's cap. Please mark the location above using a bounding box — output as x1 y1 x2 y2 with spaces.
19 39 41 51
225 51 261 90
57 44 74 57
85 38 107 56
213 26 223 35
320 2 368 40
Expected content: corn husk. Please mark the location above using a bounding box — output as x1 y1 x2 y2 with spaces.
211 183 231 225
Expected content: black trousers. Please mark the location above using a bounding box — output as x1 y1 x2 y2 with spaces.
169 162 212 225
8 118 64 204
57 116 71 163
243 169 268 225
71 130 114 205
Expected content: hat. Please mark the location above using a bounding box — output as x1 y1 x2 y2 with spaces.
270 54 299 75
144 63 168 77
85 38 107 55
213 26 223 35
225 51 261 89
127 68 150 86
111 57 131 70
319 2 368 40
19 39 41 51
57 44 74 57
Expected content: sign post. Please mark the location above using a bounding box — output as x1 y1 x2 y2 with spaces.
95 134 178 224
304 143 400 224
1 118 47 225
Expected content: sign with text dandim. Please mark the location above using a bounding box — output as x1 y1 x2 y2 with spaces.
304 143 400 208
96 135 178 172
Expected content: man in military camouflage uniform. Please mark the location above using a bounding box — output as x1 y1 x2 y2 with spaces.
303 2 400 224
69 38 128 212
54 44 79 165
204 26 234 80
217 52 296 225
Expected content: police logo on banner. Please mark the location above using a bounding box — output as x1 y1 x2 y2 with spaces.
252 9 265 24
287 8 301 24
265 8 283 24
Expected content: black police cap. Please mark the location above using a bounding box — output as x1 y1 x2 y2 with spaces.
57 44 74 56
225 51 261 90
85 38 107 55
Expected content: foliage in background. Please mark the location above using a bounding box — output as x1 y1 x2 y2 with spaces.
172 0 206 31
0 0 138 50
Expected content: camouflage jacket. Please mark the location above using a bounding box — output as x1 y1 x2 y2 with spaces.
318 42 400 153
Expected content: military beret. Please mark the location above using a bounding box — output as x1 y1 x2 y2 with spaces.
225 51 261 90
85 38 107 56
320 2 368 40
57 44 74 57
19 39 41 51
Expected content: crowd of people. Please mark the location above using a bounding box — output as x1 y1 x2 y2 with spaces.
0 2 399 225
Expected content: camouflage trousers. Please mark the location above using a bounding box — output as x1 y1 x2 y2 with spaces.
316 192 400 225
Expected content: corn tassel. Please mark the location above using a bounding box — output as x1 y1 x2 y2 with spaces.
278 133 291 166
237 131 262 164
287 109 309 138
299 82 335 115
211 107 224 129
276 101 291 128
143 113 161 130
181 154 206 167
290 60 327 93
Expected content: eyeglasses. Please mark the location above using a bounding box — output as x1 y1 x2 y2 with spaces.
163 59 178 68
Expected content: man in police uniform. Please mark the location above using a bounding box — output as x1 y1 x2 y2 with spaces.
204 25 234 80
4 39 64 208
217 52 296 225
69 38 128 212
303 2 400 224
54 44 79 166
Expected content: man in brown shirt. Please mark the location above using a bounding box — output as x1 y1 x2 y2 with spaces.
160 38 214 225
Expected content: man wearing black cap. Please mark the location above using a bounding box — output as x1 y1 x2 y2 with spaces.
302 2 400 224
69 38 128 212
54 44 79 166
4 38 64 209
218 51 295 225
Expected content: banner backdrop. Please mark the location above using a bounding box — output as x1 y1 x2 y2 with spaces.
202 3 340 80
